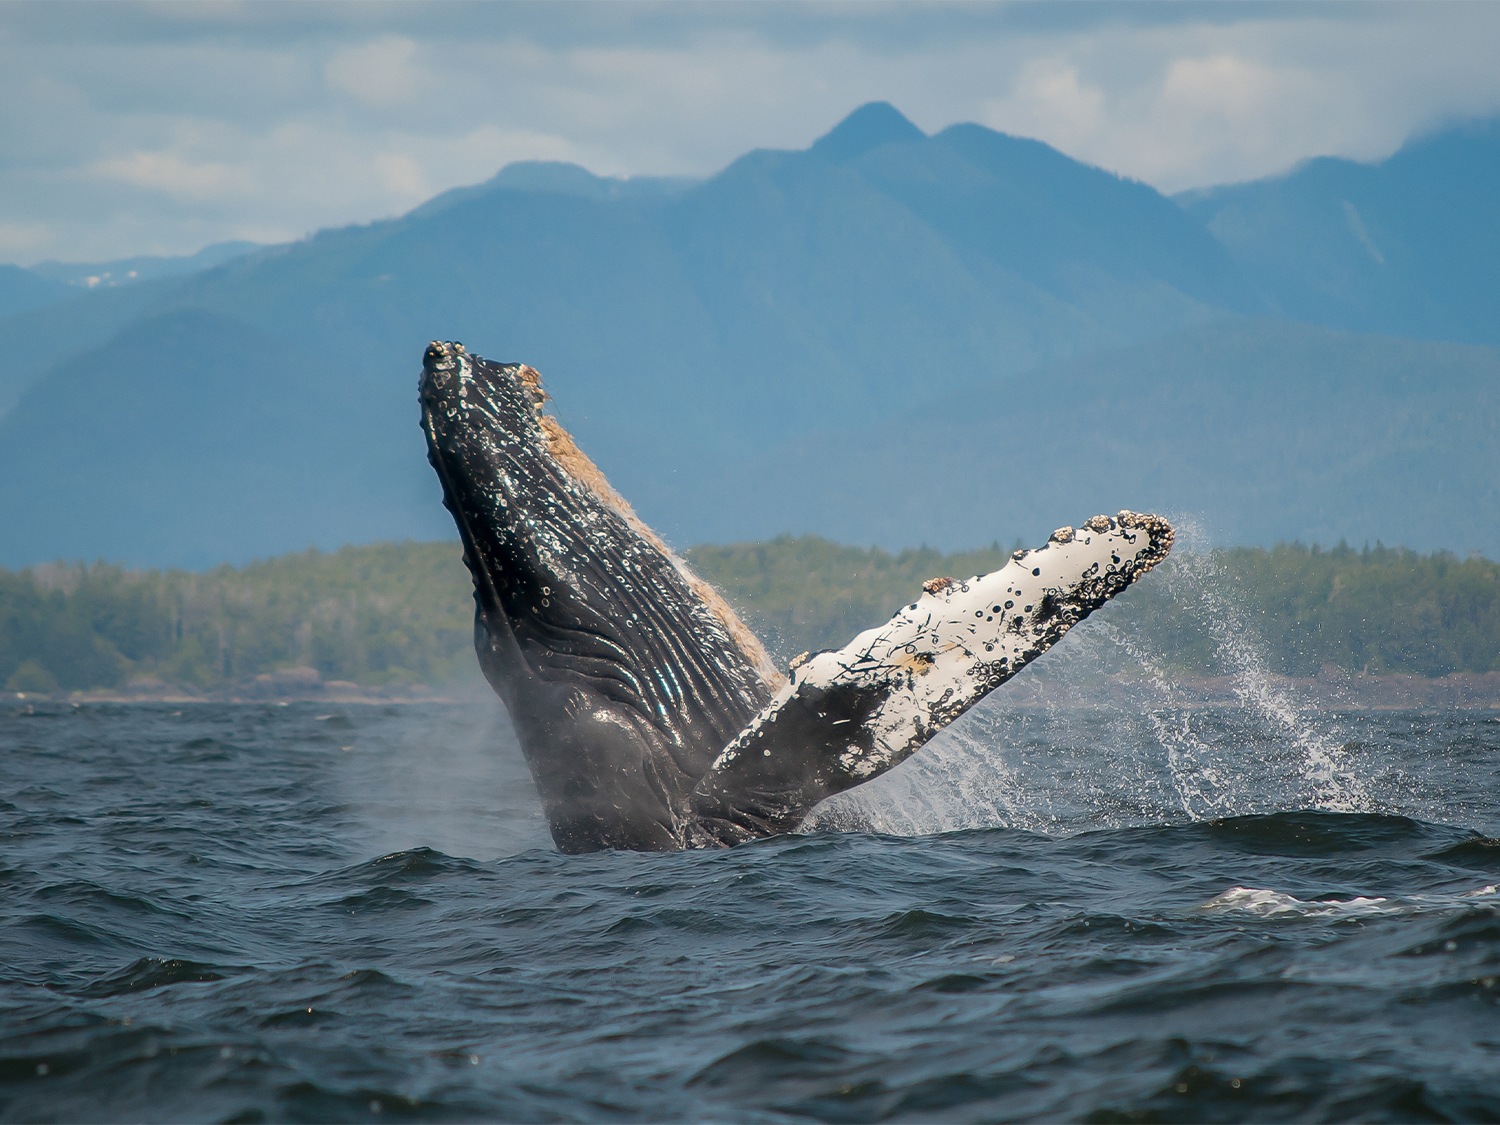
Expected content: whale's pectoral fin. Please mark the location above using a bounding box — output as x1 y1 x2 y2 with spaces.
686 513 1173 845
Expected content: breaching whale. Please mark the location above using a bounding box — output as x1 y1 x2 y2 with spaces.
419 341 1173 853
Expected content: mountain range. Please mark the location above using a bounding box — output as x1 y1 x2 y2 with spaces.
1 102 1496 568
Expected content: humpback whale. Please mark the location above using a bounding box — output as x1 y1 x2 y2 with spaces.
419 341 1172 853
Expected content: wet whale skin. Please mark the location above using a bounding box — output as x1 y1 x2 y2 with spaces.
419 341 1172 852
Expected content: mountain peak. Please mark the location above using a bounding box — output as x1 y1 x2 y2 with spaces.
810 102 925 163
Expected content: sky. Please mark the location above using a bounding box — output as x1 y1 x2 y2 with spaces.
4 0 1499 265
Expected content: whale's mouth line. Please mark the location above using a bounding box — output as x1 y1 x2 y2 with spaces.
420 402 503 619
419 397 538 701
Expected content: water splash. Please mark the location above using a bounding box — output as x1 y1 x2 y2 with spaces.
806 718 1061 836
333 699 549 860
806 518 1373 836
1126 524 1371 814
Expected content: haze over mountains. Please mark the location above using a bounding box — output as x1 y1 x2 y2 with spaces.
1 103 1496 568
1179 118 1500 346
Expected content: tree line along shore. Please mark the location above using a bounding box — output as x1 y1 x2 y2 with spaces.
1 538 1497 698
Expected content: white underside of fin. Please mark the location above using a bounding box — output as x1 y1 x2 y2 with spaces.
708 512 1173 788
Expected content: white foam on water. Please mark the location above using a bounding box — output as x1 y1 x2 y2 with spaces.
1200 885 1397 918
1102 521 1370 816
1200 883 1500 919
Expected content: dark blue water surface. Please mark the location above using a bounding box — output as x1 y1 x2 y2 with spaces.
3 698 1500 1123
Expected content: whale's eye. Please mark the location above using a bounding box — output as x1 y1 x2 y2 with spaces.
1032 568 1041 576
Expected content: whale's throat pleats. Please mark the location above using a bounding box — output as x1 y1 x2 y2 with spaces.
533 409 783 693
420 341 1174 853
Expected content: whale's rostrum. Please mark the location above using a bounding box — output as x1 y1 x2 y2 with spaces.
419 341 1173 853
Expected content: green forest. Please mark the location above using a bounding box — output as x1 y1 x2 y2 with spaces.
0 542 475 694
2 537 1498 695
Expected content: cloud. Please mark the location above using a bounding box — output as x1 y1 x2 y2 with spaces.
984 57 1109 152
975 10 1500 189
0 220 52 260
981 47 1332 190
91 151 241 202
325 35 422 106
1 2 1498 262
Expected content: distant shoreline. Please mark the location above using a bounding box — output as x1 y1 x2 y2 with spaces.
10 670 1500 711
5 687 468 705
3 665 483 705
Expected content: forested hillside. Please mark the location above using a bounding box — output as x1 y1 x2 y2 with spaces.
0 103 1243 568
5 105 1498 569
1177 118 1500 345
661 319 1500 554
0 542 474 694
4 538 1497 696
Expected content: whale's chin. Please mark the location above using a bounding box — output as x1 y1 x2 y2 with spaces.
419 342 773 853
419 340 1173 853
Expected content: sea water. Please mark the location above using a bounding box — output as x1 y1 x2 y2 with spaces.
5 545 1500 1123
3 694 1498 1123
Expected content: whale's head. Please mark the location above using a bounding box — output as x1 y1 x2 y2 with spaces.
418 342 773 852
